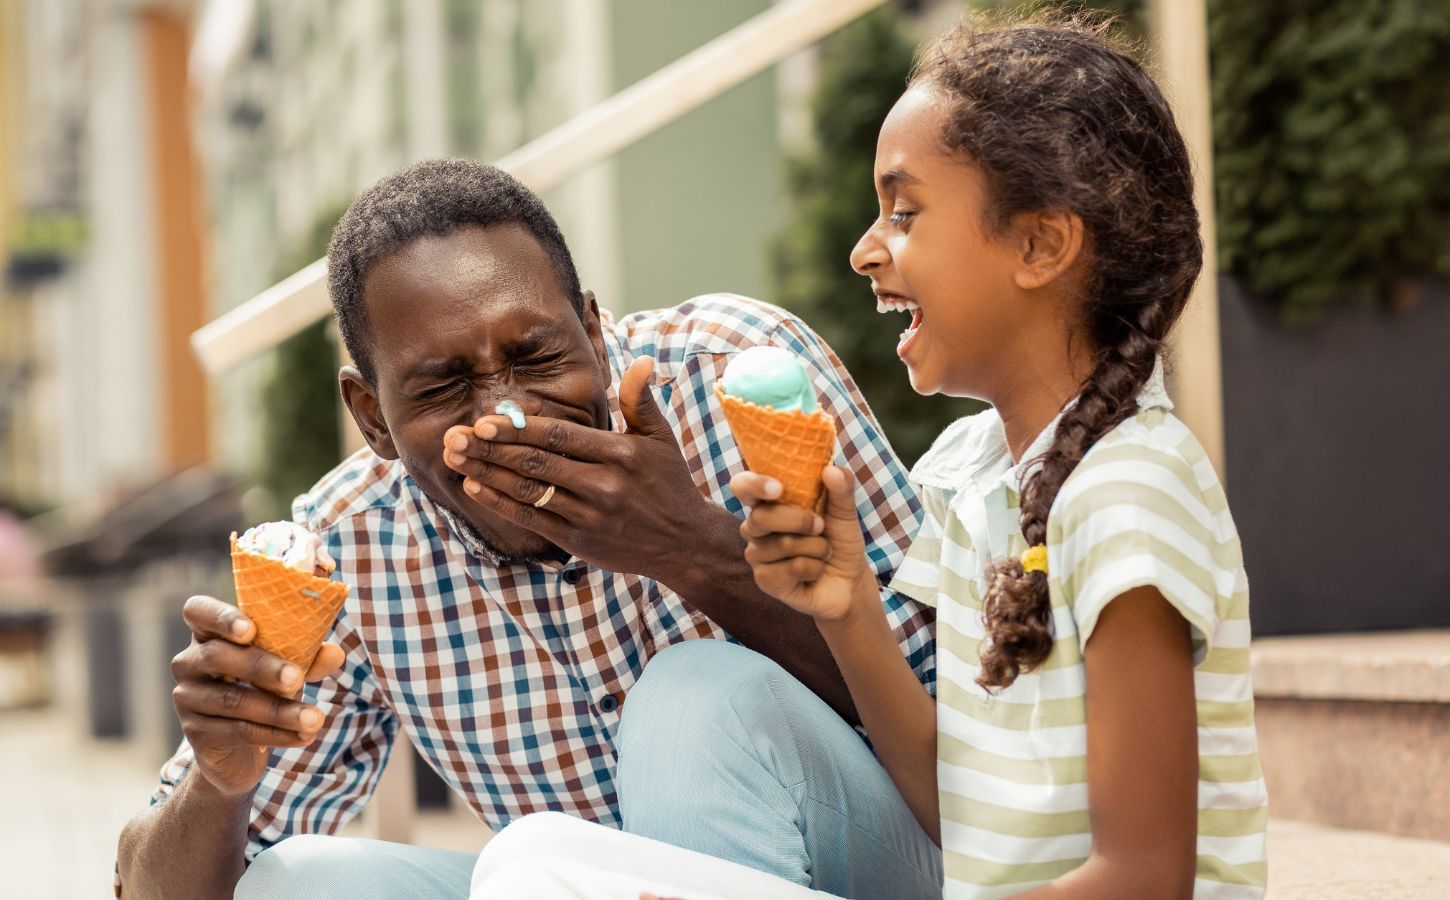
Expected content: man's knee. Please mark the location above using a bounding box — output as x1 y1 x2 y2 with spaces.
623 639 783 733
617 639 812 802
235 834 351 899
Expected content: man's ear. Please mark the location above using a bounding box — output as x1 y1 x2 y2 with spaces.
1013 209 1086 291
340 366 399 460
580 289 608 370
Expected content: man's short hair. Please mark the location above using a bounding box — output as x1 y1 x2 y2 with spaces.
326 158 583 383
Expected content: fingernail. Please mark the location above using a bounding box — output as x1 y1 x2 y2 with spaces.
465 479 480 495
231 618 250 637
475 423 497 440
280 664 300 687
448 433 468 452
446 451 464 467
300 709 322 729
813 516 825 534
764 479 782 499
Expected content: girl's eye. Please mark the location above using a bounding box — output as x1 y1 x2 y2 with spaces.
888 209 915 225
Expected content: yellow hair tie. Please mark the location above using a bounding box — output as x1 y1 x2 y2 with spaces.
1021 544 1049 575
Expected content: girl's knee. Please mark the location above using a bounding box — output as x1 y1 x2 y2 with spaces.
482 811 586 858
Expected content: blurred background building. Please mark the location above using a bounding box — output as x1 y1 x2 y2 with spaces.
2 0 1448 897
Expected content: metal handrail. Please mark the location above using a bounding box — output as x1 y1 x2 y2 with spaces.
190 0 887 375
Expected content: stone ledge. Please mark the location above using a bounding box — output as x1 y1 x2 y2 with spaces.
1251 630 1450 703
1266 819 1450 899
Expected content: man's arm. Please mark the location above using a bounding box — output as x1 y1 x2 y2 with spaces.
116 596 343 899
117 770 254 900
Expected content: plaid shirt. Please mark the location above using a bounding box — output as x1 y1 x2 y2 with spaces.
150 294 934 860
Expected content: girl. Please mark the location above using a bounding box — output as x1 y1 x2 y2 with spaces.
717 15 1269 899
472 14 1266 900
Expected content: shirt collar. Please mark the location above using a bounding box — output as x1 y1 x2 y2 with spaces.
927 357 1173 494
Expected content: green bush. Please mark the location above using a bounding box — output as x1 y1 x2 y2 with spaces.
256 213 345 518
1208 0 1450 324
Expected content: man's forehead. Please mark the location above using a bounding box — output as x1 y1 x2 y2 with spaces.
371 223 554 297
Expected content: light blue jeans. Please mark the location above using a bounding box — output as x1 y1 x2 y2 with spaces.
237 640 941 900
235 833 475 899
616 639 943 899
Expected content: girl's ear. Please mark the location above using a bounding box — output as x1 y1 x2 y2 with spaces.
1013 209 1086 291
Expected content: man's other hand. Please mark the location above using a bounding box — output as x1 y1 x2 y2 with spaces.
169 595 344 798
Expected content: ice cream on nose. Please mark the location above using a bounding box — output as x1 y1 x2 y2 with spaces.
494 399 526 429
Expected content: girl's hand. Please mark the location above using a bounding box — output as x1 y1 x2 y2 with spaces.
732 465 871 622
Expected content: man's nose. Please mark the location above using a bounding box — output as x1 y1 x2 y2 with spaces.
850 220 888 275
467 390 545 424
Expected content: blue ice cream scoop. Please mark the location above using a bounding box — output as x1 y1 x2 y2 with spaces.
721 346 818 414
494 400 526 429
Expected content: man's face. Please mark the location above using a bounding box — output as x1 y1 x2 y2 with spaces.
348 223 611 562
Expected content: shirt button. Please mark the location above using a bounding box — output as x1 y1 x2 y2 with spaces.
598 693 620 713
562 568 581 585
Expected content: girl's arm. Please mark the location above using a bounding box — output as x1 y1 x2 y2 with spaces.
1015 585 1199 900
732 466 940 844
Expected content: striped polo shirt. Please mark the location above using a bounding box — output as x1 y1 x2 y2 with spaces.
891 365 1267 899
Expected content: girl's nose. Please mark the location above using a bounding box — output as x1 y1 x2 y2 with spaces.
850 221 888 275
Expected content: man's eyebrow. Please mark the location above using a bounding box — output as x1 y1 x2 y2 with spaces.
509 323 569 356
879 169 920 191
405 357 473 383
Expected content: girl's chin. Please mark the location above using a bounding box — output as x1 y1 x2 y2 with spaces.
902 360 941 397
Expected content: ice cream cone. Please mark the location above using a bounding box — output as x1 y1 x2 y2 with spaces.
230 536 349 672
715 383 837 510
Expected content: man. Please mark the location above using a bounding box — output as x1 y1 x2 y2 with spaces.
116 159 932 899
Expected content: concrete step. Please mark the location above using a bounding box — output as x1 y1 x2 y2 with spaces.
1252 630 1450 841
1266 819 1450 899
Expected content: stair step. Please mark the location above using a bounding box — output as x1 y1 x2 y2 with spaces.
1252 631 1450 841
1267 819 1450 898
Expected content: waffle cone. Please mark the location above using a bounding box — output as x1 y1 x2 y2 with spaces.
230 536 349 671
715 384 836 510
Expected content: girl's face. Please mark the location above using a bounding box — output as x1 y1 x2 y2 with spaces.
850 85 1026 400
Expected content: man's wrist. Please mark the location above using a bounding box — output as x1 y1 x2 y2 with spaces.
650 501 745 602
182 765 260 809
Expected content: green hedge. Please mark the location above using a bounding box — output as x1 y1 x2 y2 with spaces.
256 212 345 518
1208 0 1450 323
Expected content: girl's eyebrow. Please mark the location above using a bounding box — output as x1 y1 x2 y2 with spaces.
878 168 920 191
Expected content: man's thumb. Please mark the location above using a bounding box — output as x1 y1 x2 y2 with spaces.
619 356 670 439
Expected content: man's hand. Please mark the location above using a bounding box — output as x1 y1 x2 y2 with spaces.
441 356 719 582
169 595 345 798
733 465 873 623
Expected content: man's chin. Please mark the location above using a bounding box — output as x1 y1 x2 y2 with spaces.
430 488 563 566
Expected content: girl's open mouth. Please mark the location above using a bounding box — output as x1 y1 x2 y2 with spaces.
877 294 922 357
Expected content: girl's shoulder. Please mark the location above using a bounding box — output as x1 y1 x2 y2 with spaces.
909 408 1006 492
1050 406 1233 542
